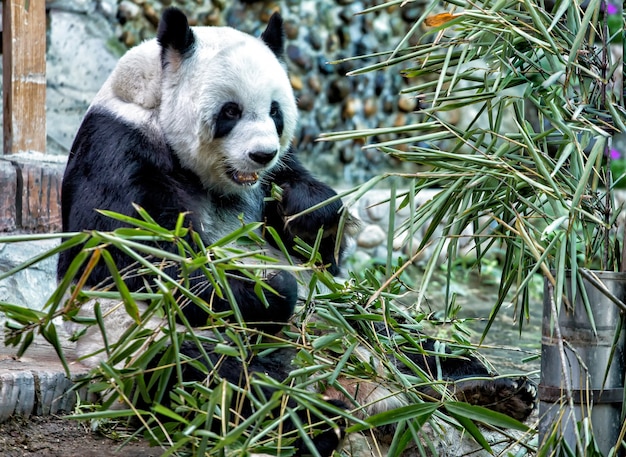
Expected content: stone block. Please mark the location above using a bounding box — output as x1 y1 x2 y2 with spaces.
0 373 19 422
34 371 76 416
0 160 17 232
0 333 91 423
15 160 64 233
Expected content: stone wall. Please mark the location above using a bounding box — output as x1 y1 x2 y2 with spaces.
2 0 426 186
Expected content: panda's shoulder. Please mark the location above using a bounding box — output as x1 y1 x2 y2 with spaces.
70 107 173 174
90 40 162 127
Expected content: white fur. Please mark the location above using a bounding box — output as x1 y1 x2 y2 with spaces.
195 187 265 238
89 40 163 131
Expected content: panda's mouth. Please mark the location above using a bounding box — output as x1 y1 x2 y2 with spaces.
231 170 259 186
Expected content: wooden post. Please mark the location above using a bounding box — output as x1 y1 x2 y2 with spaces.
2 0 46 155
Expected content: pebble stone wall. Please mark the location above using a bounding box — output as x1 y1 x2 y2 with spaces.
0 0 431 186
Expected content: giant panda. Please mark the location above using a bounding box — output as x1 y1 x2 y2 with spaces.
58 7 346 333
58 7 537 456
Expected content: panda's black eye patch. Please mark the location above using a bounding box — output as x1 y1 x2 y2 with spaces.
270 101 284 137
215 102 242 138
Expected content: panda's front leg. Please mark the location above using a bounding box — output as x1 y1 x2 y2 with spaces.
265 149 350 274
180 269 298 334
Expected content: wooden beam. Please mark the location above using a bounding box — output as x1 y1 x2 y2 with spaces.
2 0 46 155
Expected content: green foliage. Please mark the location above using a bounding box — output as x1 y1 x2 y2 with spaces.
0 208 534 455
322 0 625 332
322 0 624 455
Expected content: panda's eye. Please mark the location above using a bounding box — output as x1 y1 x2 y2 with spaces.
221 102 242 120
269 101 284 136
269 101 280 118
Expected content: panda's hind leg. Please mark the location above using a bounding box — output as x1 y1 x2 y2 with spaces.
452 376 538 422
401 340 537 422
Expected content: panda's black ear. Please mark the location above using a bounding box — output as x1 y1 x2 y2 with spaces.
261 13 285 58
157 7 195 56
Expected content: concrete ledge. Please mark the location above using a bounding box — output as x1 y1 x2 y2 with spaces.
0 333 90 422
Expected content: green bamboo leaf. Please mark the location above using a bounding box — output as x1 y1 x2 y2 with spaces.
67 409 147 420
444 401 531 432
39 322 71 375
152 403 190 425
207 222 264 248
99 249 140 324
96 209 175 237
447 409 492 452
0 232 89 281
213 343 241 358
15 331 35 358
567 0 600 66
347 403 438 432
0 303 47 323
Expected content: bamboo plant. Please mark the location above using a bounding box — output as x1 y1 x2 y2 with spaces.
0 214 532 456
322 0 625 454
322 0 625 335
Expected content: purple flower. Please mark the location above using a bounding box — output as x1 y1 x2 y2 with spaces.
610 148 621 160
606 3 618 15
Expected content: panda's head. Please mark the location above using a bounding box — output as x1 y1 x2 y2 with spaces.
156 8 298 194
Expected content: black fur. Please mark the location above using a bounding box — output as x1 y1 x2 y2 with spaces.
147 340 347 456
270 100 285 136
214 101 283 142
157 7 195 60
399 339 536 422
260 12 285 59
265 151 345 275
214 102 243 139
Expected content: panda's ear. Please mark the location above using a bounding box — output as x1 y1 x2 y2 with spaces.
157 7 195 58
261 13 285 59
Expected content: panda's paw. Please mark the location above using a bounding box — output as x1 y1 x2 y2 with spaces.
278 181 343 236
454 376 537 422
263 269 298 317
223 270 298 333
294 398 347 457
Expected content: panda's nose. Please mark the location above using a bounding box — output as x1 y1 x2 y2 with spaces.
249 149 277 165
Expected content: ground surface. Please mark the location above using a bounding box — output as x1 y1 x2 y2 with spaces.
0 415 161 457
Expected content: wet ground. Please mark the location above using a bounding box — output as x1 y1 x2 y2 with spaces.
0 415 158 457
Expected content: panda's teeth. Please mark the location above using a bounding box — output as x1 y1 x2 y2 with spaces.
233 171 259 185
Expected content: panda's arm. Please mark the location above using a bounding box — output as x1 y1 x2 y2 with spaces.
264 149 346 274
